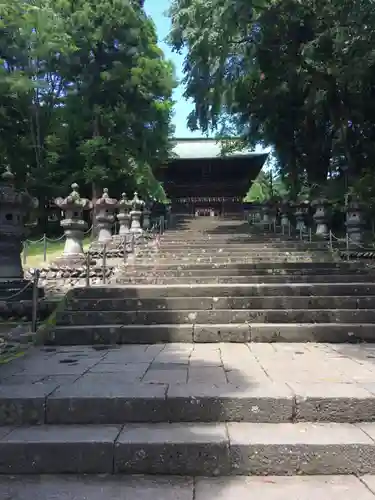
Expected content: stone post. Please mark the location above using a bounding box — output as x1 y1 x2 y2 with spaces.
117 193 131 236
130 191 145 233
142 200 151 230
312 198 330 237
94 188 117 244
0 168 35 283
54 183 92 264
346 201 365 245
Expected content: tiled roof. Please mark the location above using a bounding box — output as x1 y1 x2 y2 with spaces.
171 138 267 160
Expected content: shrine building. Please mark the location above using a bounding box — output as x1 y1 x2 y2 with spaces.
156 138 268 216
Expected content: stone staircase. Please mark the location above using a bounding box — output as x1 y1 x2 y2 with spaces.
2 216 375 495
48 217 375 344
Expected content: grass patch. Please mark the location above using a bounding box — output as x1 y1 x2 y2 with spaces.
23 236 91 267
33 293 70 346
0 346 26 365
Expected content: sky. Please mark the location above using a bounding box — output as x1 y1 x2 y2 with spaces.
145 0 206 139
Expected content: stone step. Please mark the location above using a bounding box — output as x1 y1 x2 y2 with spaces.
124 267 374 277
4 380 375 426
66 295 375 311
132 256 334 264
2 475 375 499
160 240 311 246
126 261 367 270
156 246 330 253
142 247 331 260
56 309 375 326
116 274 374 284
50 322 375 344
1 422 375 475
70 283 375 299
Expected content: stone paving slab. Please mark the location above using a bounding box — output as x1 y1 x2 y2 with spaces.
2 343 375 424
1 475 375 499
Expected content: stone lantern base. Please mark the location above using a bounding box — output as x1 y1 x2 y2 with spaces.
130 210 143 234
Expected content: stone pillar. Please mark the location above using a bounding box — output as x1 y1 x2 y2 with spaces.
312 198 330 237
130 191 145 234
117 193 131 237
0 168 34 282
54 183 92 264
94 188 117 244
142 201 151 230
346 201 365 245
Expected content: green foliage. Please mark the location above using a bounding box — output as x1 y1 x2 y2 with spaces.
245 170 287 202
0 0 175 205
169 0 375 204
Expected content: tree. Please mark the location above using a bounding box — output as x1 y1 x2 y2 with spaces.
168 0 375 199
0 0 175 222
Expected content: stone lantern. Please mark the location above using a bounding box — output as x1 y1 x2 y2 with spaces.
346 199 365 245
0 168 35 285
54 183 92 264
142 200 152 230
312 198 330 237
130 191 145 233
117 193 132 237
94 188 117 244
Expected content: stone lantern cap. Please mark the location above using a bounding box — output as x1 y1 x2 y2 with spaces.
0 168 34 209
130 191 145 211
54 183 92 211
118 193 132 211
95 188 117 208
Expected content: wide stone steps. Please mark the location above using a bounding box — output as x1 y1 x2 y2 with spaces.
2 422 375 475
66 295 375 311
56 309 375 326
50 322 375 344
